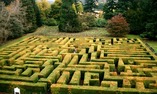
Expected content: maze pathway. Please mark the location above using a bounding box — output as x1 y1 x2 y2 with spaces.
0 36 157 94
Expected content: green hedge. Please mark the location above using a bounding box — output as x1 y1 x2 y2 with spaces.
51 84 117 94
69 71 81 85
0 80 47 93
79 54 88 64
0 74 38 82
68 55 78 65
62 54 72 65
30 73 39 83
21 68 33 76
43 59 59 66
57 71 70 84
47 69 61 84
118 58 125 74
39 65 54 78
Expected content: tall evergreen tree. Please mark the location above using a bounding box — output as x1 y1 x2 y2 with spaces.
140 0 157 39
49 0 62 21
21 0 39 32
33 0 42 27
84 0 98 12
59 0 82 32
103 0 118 19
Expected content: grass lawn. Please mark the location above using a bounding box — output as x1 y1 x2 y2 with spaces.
0 26 157 53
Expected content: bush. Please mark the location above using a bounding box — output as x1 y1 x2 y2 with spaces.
9 17 24 39
125 9 145 35
43 18 57 26
106 14 130 37
95 18 107 27
140 22 157 39
78 13 96 30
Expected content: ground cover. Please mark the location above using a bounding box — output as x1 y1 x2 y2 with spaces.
0 35 157 94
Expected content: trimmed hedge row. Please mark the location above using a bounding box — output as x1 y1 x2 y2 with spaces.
79 54 88 64
68 55 78 65
69 71 81 85
57 71 70 84
51 84 157 94
39 65 54 78
0 80 47 93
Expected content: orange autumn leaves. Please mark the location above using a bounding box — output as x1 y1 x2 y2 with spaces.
106 14 130 37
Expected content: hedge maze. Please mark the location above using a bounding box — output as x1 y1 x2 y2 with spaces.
0 36 157 94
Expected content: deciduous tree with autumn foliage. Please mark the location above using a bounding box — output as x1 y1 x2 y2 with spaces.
106 14 130 37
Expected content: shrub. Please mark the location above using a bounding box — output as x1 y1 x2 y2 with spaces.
106 14 130 37
78 13 96 30
9 17 24 39
95 18 107 27
140 22 157 39
43 18 57 26
125 9 145 35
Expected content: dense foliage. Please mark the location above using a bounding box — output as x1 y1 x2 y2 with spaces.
139 0 157 39
0 1 27 43
75 1 84 13
2 0 14 5
106 14 130 37
78 13 96 30
49 0 62 22
21 0 40 32
0 0 41 43
95 18 107 27
59 0 82 32
36 0 51 25
84 0 98 12
104 0 157 39
103 0 118 20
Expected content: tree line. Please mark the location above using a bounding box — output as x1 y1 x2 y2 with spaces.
104 0 157 39
0 0 41 43
0 0 156 44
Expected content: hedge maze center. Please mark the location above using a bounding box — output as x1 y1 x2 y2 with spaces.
0 36 157 94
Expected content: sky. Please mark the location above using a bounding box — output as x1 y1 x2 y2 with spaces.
48 0 55 1
36 0 55 3
48 0 55 3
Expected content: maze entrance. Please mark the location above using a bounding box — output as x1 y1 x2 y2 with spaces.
0 36 157 94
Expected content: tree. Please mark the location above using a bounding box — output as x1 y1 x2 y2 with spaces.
0 0 28 43
84 0 98 12
33 0 42 27
37 0 51 19
0 2 9 43
76 1 84 13
106 14 130 37
49 0 62 21
124 0 146 34
103 0 118 19
140 0 157 39
2 0 14 5
59 0 82 32
37 0 52 25
21 0 39 32
116 0 129 14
